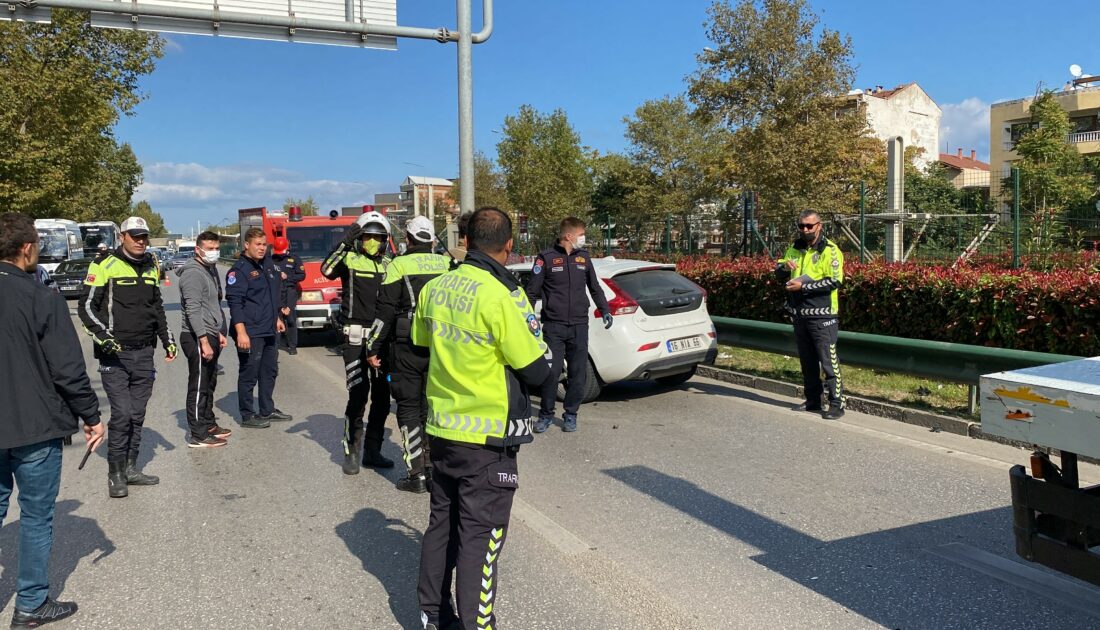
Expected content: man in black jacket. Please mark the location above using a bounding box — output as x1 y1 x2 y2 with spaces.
79 216 176 498
272 237 305 355
526 217 613 434
0 213 104 628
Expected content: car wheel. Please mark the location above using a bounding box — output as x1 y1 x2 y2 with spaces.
656 365 697 387
557 358 603 403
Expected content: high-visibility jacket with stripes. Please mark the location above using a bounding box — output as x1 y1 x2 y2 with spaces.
369 244 451 354
320 244 388 325
775 237 844 318
78 250 174 350
412 252 549 447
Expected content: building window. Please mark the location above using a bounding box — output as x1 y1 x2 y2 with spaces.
1071 115 1098 134
1009 121 1039 143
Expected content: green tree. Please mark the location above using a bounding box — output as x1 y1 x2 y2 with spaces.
497 105 592 246
283 196 319 216
688 0 872 223
130 200 167 237
0 10 164 219
1005 90 1097 254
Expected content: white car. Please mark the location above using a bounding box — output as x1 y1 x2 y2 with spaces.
509 257 718 402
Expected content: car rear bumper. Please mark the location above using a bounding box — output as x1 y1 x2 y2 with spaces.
621 345 717 381
296 304 339 330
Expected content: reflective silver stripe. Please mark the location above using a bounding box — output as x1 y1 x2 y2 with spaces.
430 410 503 436
345 359 361 371
107 281 115 331
404 274 417 310
84 284 111 336
347 368 362 381
348 377 363 389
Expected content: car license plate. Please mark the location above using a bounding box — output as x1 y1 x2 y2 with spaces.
667 336 703 353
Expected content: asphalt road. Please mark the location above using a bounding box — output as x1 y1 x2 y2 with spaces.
9 271 1100 629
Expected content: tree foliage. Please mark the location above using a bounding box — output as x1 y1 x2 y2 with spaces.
283 196 319 216
0 10 164 219
496 105 591 245
689 0 873 223
131 200 167 237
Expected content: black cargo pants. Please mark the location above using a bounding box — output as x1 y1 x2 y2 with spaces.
99 345 156 463
390 341 431 476
793 316 844 408
539 322 589 419
342 334 390 449
418 437 518 630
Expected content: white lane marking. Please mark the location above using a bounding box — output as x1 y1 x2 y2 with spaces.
927 542 1100 619
511 497 593 556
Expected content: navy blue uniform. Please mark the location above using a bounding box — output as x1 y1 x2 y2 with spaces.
226 254 283 419
272 253 305 351
525 243 611 423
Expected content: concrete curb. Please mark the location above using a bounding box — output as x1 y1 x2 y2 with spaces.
697 365 977 437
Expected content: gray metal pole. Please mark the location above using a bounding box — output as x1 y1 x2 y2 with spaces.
456 0 475 234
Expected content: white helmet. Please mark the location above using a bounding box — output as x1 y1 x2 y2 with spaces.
355 211 391 236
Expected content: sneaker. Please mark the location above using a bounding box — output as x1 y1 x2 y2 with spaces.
208 424 232 438
188 435 228 448
11 598 78 627
533 416 554 433
240 415 271 429
262 409 293 422
395 473 428 494
562 415 577 432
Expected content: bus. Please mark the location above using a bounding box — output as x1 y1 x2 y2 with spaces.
78 221 121 256
34 219 85 273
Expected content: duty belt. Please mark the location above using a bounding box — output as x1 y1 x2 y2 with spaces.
119 342 153 351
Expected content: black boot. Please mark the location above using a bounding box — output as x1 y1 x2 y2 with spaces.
125 454 159 486
108 460 128 498
342 426 364 475
362 438 394 468
395 472 428 493
11 598 78 627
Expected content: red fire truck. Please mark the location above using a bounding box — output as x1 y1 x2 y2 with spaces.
238 205 375 331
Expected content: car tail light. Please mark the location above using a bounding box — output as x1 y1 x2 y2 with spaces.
593 278 638 317
708 332 716 338
637 342 659 352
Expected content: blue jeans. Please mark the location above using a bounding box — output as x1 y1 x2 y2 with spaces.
0 439 62 611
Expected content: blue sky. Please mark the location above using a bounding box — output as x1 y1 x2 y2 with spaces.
112 0 1098 232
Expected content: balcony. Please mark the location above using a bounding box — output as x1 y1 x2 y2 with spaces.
1069 130 1100 143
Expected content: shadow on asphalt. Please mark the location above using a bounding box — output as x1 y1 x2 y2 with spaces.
0 500 115 610
335 508 423 629
589 378 791 407
90 427 175 468
602 465 1023 629
287 415 402 479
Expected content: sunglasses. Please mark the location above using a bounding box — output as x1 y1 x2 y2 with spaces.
797 223 820 230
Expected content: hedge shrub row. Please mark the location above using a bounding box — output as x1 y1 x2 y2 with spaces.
674 256 1100 356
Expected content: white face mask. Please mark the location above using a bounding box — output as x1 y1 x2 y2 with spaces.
575 234 586 249
200 249 220 265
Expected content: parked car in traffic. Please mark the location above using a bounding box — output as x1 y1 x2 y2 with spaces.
165 251 191 271
50 259 91 299
509 257 717 402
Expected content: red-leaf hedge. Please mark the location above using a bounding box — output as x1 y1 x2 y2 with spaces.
675 256 1100 356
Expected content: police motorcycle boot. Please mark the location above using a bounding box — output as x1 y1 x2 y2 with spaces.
562 413 578 433
125 454 159 486
395 472 428 494
107 460 128 498
362 437 395 469
533 415 555 434
342 428 364 476
823 403 845 420
240 414 271 429
10 598 78 628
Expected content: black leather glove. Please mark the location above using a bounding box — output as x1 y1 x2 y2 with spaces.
342 224 363 247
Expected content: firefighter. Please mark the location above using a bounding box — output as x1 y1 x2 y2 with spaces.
526 216 613 434
414 207 552 630
320 211 395 474
366 215 451 493
78 216 176 498
775 209 845 419
272 237 305 355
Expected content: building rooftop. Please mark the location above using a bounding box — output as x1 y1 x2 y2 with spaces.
992 84 1100 108
938 149 989 172
402 176 455 187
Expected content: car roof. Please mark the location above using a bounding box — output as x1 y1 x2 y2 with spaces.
506 256 675 277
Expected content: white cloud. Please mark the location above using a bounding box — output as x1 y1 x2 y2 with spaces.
940 97 990 161
133 161 380 232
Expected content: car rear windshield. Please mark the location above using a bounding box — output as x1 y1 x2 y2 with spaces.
56 260 90 274
611 268 703 316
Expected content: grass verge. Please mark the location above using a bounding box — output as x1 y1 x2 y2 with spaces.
714 345 975 419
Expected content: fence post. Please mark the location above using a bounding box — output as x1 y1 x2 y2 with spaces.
665 217 671 255
859 180 866 263
686 218 693 255
1013 167 1021 270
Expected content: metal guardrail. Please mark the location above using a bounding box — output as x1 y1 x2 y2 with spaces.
712 316 1082 386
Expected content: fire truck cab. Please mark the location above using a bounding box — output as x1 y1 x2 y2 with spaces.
238 206 369 331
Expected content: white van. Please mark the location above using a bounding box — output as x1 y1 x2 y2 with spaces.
35 219 85 273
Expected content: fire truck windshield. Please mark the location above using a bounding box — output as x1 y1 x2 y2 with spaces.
285 225 350 262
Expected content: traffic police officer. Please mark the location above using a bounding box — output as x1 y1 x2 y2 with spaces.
320 211 395 474
526 216 612 434
366 215 451 493
79 216 176 498
226 227 291 429
415 207 551 630
272 237 305 355
776 209 845 419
